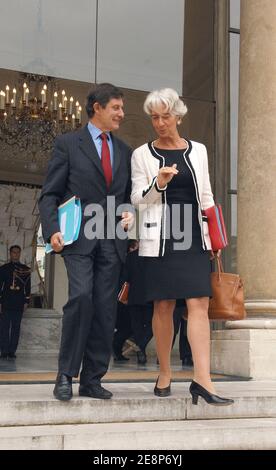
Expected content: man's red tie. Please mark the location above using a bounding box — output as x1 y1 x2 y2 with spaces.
100 133 112 189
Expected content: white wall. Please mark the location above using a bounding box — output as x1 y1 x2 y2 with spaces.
229 0 240 238
230 33 240 194
230 0 240 29
0 0 184 93
0 0 97 82
97 0 185 93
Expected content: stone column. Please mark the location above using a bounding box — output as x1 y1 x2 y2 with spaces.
211 0 276 379
237 0 276 305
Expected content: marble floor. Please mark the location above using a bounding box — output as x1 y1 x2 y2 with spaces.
0 353 186 375
0 353 246 384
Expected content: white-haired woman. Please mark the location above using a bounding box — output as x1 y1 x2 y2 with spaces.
131 88 233 406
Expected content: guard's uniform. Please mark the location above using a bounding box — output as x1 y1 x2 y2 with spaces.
0 262 31 357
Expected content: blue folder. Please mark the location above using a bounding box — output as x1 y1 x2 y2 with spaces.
45 196 82 254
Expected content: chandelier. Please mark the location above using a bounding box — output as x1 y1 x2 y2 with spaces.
0 73 83 172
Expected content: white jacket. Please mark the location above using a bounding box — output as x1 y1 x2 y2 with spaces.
131 139 215 257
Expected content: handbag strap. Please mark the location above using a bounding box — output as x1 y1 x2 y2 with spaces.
214 255 244 290
215 254 224 279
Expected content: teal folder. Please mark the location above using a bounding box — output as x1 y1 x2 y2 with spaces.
45 196 82 254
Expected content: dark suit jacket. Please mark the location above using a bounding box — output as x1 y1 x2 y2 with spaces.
38 125 132 261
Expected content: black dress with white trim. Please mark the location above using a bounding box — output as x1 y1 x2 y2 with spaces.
140 146 212 304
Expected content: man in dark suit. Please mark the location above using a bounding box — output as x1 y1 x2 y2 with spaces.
39 83 133 401
0 245 31 359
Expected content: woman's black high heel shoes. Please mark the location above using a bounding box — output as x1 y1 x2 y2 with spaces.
154 377 171 397
189 381 234 406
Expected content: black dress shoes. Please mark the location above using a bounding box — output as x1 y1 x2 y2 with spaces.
79 384 113 399
154 377 171 397
189 380 234 406
53 373 73 401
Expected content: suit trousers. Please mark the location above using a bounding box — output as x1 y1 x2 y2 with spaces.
0 309 23 354
60 239 121 384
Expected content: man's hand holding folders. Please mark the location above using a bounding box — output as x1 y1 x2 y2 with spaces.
50 232 65 252
45 196 82 254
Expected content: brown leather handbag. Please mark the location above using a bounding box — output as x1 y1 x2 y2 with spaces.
118 282 129 304
208 256 246 320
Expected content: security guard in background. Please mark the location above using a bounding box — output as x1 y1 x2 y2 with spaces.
0 245 31 359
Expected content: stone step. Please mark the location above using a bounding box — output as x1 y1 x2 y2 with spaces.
1 381 276 427
1 418 276 450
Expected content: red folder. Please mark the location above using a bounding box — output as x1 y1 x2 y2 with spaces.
203 204 228 251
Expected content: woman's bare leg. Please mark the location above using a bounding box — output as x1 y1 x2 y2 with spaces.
186 297 216 394
152 299 175 388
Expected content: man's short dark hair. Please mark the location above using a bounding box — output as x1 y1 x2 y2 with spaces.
10 245 21 253
86 83 124 118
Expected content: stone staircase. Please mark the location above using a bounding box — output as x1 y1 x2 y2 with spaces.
1 381 276 449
